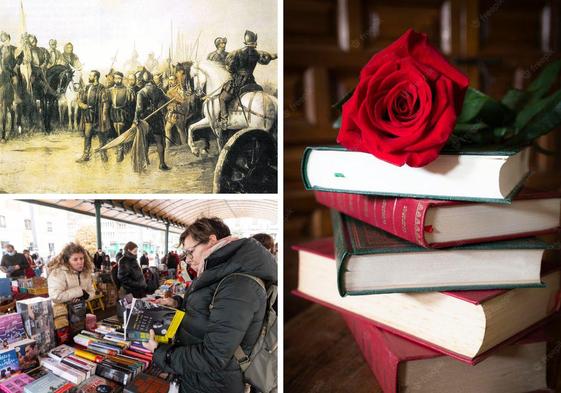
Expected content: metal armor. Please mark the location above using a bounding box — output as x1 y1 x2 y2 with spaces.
79 83 109 129
135 82 167 135
109 85 135 124
207 50 229 65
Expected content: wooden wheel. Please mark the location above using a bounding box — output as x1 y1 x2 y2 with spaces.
213 128 277 193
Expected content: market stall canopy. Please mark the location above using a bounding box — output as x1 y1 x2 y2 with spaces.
23 199 278 233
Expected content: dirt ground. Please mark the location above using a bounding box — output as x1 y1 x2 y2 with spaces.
0 129 218 194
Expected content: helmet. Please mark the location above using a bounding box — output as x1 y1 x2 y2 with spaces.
0 32 10 43
113 71 124 78
49 39 57 47
140 70 153 83
64 42 73 53
244 30 257 47
214 37 227 48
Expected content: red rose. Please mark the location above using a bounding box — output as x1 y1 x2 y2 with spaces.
337 29 469 167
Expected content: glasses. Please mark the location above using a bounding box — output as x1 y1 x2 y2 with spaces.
183 241 202 258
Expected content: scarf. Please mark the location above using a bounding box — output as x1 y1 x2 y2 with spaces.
196 235 239 276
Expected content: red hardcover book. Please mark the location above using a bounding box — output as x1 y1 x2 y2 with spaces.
341 310 555 393
293 238 561 365
314 189 561 248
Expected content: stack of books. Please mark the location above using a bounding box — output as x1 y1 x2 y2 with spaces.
297 147 561 392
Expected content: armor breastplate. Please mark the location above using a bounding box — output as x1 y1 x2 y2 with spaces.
236 48 258 75
111 86 128 108
30 48 43 67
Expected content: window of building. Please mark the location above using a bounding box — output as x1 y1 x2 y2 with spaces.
48 243 55 252
24 219 32 230
47 222 53 232
0 216 5 228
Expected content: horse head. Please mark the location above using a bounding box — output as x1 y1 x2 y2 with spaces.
190 61 207 98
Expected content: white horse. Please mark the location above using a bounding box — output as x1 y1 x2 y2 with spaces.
188 60 277 156
59 66 82 130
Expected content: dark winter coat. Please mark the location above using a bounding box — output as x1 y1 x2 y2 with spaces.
153 238 277 393
117 253 147 298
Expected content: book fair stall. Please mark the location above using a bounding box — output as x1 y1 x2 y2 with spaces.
0 199 278 393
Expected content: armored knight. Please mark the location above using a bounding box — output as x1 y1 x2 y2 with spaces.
62 42 82 70
0 32 17 77
134 70 171 171
47 39 63 67
218 30 277 128
109 71 136 162
77 70 110 163
164 64 192 148
207 37 228 65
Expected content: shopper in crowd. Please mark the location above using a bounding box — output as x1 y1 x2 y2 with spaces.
143 217 277 393
93 248 105 270
117 241 147 298
46 242 95 324
103 254 111 271
140 251 149 267
31 253 44 277
0 245 29 279
116 248 124 262
22 250 36 278
166 250 179 279
251 233 275 254
110 262 120 290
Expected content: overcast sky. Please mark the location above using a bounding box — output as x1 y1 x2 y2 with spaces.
0 0 277 84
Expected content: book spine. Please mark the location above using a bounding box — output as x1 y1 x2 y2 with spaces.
316 191 431 247
74 349 103 363
330 209 353 297
341 312 401 393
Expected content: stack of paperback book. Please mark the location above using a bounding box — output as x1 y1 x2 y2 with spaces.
297 147 561 392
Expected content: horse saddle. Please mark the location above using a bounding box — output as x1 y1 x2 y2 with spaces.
239 82 263 95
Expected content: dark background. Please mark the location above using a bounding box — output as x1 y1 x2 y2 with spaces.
284 1 561 391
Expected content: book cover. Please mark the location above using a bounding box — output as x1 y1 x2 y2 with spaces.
95 360 133 385
331 209 555 296
315 189 561 248
40 356 87 384
124 372 170 393
341 311 552 393
301 145 529 203
0 349 18 379
23 372 74 393
16 298 56 355
75 375 120 393
293 238 561 365
11 339 39 373
48 344 76 362
125 299 185 343
0 314 27 347
0 373 34 393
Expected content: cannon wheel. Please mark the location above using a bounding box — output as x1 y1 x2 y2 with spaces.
213 128 277 193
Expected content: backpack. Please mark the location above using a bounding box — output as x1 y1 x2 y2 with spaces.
211 273 277 393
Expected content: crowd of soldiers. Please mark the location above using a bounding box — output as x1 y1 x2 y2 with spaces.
0 30 277 172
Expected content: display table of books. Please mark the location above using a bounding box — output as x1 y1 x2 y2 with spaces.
0 295 180 393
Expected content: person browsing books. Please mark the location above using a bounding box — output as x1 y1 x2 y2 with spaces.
47 243 95 326
142 217 277 393
117 242 147 298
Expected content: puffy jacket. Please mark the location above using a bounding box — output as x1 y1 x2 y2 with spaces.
118 253 147 298
153 238 277 393
47 265 95 319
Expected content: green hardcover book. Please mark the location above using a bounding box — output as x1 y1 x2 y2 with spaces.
302 146 530 203
332 210 557 296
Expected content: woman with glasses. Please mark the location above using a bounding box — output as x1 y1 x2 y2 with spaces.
142 216 277 393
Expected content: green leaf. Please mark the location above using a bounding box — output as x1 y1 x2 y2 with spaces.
509 91 561 146
332 88 355 111
526 59 561 103
456 88 514 126
453 122 489 133
514 90 561 130
501 89 528 111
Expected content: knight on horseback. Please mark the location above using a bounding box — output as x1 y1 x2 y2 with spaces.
47 39 64 67
16 34 57 97
0 32 18 140
62 42 82 70
207 37 228 65
218 30 277 130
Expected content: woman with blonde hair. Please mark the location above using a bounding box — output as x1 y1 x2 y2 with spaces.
47 243 95 325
